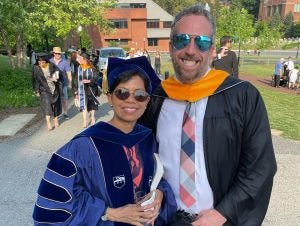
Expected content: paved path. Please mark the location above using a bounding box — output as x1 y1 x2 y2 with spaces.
0 95 299 225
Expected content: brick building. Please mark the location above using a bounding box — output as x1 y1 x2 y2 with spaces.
67 0 174 52
258 0 300 22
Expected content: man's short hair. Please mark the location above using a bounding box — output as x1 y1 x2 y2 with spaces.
220 36 232 46
170 4 216 44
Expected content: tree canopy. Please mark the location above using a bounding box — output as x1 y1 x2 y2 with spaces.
0 0 116 68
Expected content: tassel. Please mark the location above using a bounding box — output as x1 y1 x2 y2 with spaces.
101 69 109 94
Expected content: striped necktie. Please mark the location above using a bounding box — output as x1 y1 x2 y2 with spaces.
180 102 196 208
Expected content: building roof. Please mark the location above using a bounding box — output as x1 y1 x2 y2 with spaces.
118 0 174 21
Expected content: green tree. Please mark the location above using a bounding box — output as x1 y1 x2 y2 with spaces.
255 20 281 50
294 23 300 37
216 7 255 49
233 0 260 19
269 11 283 31
0 0 116 69
283 12 294 38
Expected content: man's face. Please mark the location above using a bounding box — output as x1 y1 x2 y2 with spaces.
53 52 62 61
227 40 232 48
169 15 215 84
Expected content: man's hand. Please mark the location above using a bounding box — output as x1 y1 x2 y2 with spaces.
218 48 228 59
67 71 72 89
191 209 226 226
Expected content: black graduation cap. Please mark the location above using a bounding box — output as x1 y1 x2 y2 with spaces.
81 52 90 60
106 56 161 94
35 52 50 62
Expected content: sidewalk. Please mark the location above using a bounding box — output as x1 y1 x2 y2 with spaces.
0 95 299 225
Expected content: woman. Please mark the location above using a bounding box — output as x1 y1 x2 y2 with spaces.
32 53 63 130
154 50 161 76
32 56 176 226
77 52 100 127
70 50 80 96
288 66 299 89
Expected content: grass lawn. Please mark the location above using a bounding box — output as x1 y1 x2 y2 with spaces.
257 87 300 141
0 55 38 109
239 64 274 78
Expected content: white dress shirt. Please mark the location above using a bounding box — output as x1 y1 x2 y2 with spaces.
157 98 214 214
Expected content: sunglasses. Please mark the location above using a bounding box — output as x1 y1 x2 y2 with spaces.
113 88 149 102
172 34 213 52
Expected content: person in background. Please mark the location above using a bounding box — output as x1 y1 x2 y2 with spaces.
126 48 135 59
139 4 276 226
76 52 100 128
212 35 239 78
288 65 299 89
274 58 284 88
32 53 63 130
284 56 294 87
69 50 80 95
143 49 152 64
32 56 176 226
50 47 72 120
27 43 33 65
154 50 161 75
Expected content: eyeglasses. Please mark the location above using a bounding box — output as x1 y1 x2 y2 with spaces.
54 53 61 55
172 34 213 52
113 88 149 102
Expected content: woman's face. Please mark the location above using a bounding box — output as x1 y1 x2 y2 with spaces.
76 55 84 64
38 60 47 68
108 75 150 125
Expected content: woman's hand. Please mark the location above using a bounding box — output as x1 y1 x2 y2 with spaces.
106 203 155 226
140 189 164 225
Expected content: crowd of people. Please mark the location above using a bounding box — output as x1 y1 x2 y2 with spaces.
273 56 300 90
31 46 102 131
32 3 277 226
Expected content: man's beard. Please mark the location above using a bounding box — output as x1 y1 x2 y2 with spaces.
171 57 204 84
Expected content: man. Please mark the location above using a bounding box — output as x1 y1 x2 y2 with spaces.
50 47 72 119
139 4 276 226
274 58 284 88
213 36 239 78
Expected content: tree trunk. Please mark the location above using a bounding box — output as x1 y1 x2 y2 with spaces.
0 29 16 69
16 32 27 69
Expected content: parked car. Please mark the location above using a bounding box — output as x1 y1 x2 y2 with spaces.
96 47 126 71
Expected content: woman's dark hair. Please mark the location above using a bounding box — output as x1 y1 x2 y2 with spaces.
109 70 150 93
35 54 49 65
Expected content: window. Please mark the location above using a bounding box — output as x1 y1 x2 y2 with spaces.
106 39 128 46
118 3 146 8
147 20 159 28
163 21 172 28
110 20 128 29
130 3 146 8
148 38 158 46
278 4 282 15
267 6 271 17
272 5 276 15
295 4 300 12
118 3 130 8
